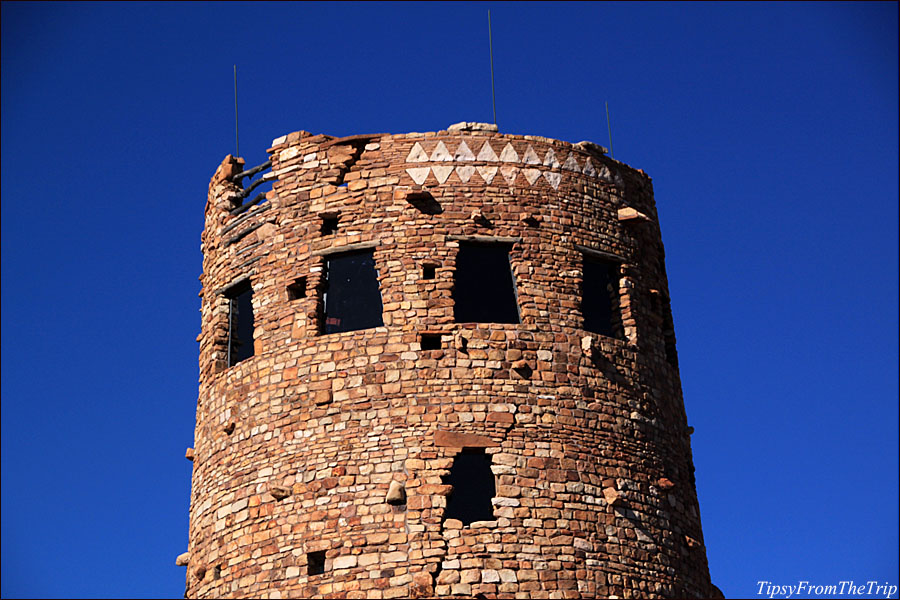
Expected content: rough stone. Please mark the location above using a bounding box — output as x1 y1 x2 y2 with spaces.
269 486 291 500
433 430 495 448
385 480 406 505
333 555 358 570
603 487 624 507
481 569 500 583
447 121 499 133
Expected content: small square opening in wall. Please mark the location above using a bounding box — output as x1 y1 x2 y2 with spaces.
420 333 441 350
287 277 307 301
422 264 436 280
307 550 327 576
320 215 339 236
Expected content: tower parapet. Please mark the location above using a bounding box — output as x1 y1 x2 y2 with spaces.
186 123 719 598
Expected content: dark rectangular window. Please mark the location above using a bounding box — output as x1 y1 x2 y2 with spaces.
661 297 678 368
307 550 326 576
453 243 519 324
442 449 496 525
321 215 339 236
225 279 255 366
422 264 436 280
581 256 623 338
322 250 384 334
287 277 307 300
420 333 441 350
664 328 678 368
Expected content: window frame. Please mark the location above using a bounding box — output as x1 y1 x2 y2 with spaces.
576 245 625 339
451 238 521 325
442 448 497 526
221 277 255 367
315 243 384 335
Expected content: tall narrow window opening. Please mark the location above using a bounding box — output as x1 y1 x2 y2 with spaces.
225 279 254 366
442 448 496 525
453 242 519 324
322 250 384 334
661 298 678 368
664 329 678 368
581 256 623 338
422 263 436 280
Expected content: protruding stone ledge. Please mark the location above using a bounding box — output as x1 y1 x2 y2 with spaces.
658 477 675 490
395 186 443 214
269 486 291 501
319 132 382 150
447 121 499 133
511 359 532 378
313 389 333 406
385 480 407 505
603 487 625 507
454 332 469 353
575 140 609 155
685 535 703 549
617 207 652 223
519 211 541 226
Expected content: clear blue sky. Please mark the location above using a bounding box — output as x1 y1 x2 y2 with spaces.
2 2 897 598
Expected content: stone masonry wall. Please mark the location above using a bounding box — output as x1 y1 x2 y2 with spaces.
185 123 720 599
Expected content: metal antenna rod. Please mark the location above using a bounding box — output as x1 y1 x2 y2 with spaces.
605 101 614 159
234 64 240 157
488 10 497 126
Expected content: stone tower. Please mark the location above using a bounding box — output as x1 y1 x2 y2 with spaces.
184 122 719 599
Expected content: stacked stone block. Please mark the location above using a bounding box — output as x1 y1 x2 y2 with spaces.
185 122 720 599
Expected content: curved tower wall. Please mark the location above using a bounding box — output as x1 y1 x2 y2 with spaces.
187 123 718 599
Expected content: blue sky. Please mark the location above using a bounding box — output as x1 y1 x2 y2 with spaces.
2 2 897 598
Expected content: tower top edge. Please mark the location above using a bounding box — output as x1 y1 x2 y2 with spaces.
268 123 609 158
